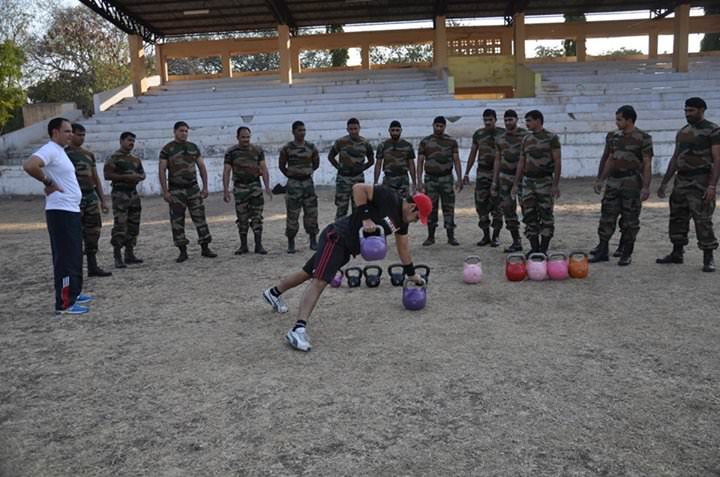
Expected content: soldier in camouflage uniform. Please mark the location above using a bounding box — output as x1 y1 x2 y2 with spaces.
279 121 320 254
463 109 505 247
374 120 417 198
512 110 561 255
66 123 112 277
159 121 217 262
223 126 271 255
418 116 463 246
656 97 720 272
328 118 374 219
492 110 528 253
590 105 653 266
104 131 145 268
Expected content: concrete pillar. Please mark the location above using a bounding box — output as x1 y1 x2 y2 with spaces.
576 35 587 62
433 16 448 70
672 3 690 72
128 34 145 96
648 31 659 60
291 45 300 74
278 24 293 85
361 42 370 70
156 43 168 84
221 52 232 78
513 13 526 65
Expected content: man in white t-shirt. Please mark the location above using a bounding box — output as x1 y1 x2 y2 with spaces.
23 117 93 315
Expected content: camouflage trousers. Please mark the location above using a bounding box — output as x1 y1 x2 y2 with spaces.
79 192 102 254
424 174 455 230
110 188 141 248
169 185 212 247
335 173 364 219
474 170 502 230
497 172 521 233
382 174 411 198
521 176 554 239
286 177 318 238
598 175 641 243
668 175 718 250
234 181 264 235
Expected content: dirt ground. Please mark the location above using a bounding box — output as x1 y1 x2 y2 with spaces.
1 178 719 477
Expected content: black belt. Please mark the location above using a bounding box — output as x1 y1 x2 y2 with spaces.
234 177 260 185
384 170 408 177
609 170 640 179
288 175 312 181
338 170 364 177
525 171 552 179
678 168 710 177
425 171 452 178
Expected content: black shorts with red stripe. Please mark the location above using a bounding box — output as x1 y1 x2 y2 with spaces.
302 224 351 283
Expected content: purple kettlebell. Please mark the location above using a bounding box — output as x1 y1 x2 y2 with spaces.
359 227 387 261
330 270 343 288
402 278 427 311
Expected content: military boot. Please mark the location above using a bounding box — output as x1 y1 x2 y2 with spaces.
613 236 625 258
526 236 540 258
617 241 634 266
201 243 217 258
124 246 144 264
589 240 610 263
176 245 188 263
235 234 249 255
287 236 296 254
490 227 501 247
447 228 459 246
476 227 491 246
309 234 318 251
114 247 127 268
87 253 112 277
656 244 684 264
539 236 551 254
254 231 267 255
703 249 715 272
423 226 436 246
504 230 522 253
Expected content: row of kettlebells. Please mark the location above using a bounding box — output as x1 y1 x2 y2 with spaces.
463 252 591 283
330 264 431 288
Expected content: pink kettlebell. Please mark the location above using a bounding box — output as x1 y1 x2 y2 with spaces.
463 255 483 284
527 253 548 281
547 252 569 280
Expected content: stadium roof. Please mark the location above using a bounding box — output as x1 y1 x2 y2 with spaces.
78 0 718 42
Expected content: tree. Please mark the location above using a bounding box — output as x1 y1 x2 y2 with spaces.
601 47 643 57
0 40 25 133
563 14 586 56
370 44 433 64
534 45 565 58
700 5 720 51
326 25 348 67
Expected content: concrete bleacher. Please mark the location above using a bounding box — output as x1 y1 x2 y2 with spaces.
3 57 720 195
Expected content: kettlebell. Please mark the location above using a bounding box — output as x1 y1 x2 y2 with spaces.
330 270 343 288
359 227 387 261
568 251 589 279
363 265 382 288
527 252 548 281
388 263 404 287
463 255 483 284
415 264 430 283
402 278 427 311
345 266 363 288
547 252 569 280
505 253 527 282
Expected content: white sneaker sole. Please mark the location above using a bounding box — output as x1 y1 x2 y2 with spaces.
263 289 288 314
286 331 311 352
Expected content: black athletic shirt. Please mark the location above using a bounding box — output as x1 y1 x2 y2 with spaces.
335 185 409 256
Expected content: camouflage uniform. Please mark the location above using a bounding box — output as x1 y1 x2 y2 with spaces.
472 127 505 230
225 144 265 235
106 149 144 248
521 130 561 239
66 146 102 254
376 138 415 197
667 119 720 250
160 140 212 247
598 128 653 244
496 127 528 233
331 135 373 218
419 133 459 230
281 141 319 238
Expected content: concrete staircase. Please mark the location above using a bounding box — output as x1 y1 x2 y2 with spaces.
4 58 720 194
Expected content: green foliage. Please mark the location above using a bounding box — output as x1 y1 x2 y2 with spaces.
601 47 643 57
700 5 720 51
534 45 565 58
0 40 25 133
326 25 348 67
370 44 433 64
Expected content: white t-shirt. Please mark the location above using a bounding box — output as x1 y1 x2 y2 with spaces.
33 141 81 212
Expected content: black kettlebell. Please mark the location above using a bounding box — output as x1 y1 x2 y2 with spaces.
388 263 404 287
345 267 363 288
363 265 382 288
415 264 430 283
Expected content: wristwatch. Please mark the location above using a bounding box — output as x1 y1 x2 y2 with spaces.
42 177 53 187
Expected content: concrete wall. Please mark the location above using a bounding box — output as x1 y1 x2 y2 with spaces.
93 76 162 114
1 107 83 164
22 103 78 128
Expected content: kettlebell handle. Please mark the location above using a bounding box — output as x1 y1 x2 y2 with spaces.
363 265 383 276
528 252 547 261
403 277 427 289
414 264 430 280
464 255 482 265
359 226 385 240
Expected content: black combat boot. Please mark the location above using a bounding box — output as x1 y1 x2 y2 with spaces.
504 230 522 253
114 246 127 268
87 253 112 277
254 231 267 255
287 236 296 254
124 246 144 264
589 240 610 263
423 226 436 246
526 236 540 257
309 234 318 251
539 235 551 254
201 243 217 258
617 241 634 266
235 234 249 255
613 235 625 258
176 245 188 263
476 227 491 246
656 243 684 264
447 228 459 246
490 227 501 247
703 249 715 272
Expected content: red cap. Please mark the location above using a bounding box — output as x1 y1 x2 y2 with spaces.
412 192 432 225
